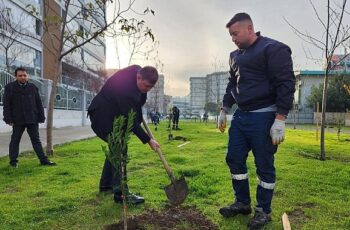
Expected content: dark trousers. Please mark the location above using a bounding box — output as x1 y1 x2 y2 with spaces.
226 109 277 213
100 158 128 193
172 116 179 128
99 133 128 193
9 124 47 164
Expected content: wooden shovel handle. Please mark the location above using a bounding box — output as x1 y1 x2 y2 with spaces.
142 118 177 183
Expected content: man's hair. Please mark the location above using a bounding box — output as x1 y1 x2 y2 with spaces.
138 66 158 85
15 67 27 76
226 12 252 28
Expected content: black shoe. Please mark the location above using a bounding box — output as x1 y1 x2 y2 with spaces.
99 186 113 193
10 162 18 168
219 202 252 218
248 208 271 229
114 192 145 204
40 160 56 166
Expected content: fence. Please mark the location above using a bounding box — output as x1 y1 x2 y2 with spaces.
314 112 349 126
0 69 95 110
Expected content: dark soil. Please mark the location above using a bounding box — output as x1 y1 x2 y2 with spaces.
173 136 188 141
104 206 218 230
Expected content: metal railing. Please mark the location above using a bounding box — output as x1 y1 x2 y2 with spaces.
0 69 95 110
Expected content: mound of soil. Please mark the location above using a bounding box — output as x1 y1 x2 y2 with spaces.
104 206 218 230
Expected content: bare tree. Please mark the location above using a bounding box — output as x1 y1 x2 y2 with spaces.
2 0 155 155
0 4 31 72
285 0 350 160
111 18 163 71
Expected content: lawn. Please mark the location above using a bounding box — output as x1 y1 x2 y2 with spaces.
0 121 349 229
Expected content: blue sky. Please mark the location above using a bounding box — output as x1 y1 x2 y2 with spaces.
106 0 349 96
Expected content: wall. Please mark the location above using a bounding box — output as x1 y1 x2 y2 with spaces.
314 112 349 126
0 107 90 133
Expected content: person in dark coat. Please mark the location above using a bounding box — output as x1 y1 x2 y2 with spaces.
2 67 56 168
88 65 160 204
172 106 180 130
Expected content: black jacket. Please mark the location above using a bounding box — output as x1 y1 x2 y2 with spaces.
223 33 296 115
3 81 45 125
88 65 150 143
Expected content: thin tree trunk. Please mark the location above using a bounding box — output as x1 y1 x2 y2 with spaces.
46 59 61 155
320 71 329 161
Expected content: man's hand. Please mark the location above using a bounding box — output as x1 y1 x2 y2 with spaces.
218 110 227 133
148 139 160 151
270 119 285 145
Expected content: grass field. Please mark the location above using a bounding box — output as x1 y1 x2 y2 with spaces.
0 121 349 229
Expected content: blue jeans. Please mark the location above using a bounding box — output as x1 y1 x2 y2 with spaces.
226 109 277 213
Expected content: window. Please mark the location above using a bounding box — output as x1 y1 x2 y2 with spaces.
61 9 66 18
34 50 41 68
0 8 11 32
35 19 41 35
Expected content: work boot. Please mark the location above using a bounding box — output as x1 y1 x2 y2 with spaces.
9 161 18 168
114 192 145 204
248 208 271 229
219 202 252 217
40 160 57 166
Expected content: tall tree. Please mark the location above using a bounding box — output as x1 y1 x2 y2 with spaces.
307 74 350 112
0 4 31 73
286 0 350 160
2 0 155 155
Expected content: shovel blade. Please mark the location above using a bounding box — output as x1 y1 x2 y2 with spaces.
164 176 189 206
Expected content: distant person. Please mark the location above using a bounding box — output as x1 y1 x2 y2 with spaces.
172 106 180 130
218 13 295 229
3 67 56 168
155 111 161 124
88 65 160 204
203 113 208 124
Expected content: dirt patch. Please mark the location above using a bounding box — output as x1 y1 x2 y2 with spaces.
173 136 189 142
104 206 218 230
2 186 21 194
288 202 315 227
288 207 309 224
298 202 316 209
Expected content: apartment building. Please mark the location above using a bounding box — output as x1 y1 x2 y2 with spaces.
190 72 229 116
146 74 165 114
0 0 106 92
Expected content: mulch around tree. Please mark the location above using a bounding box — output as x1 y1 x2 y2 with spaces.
104 206 218 230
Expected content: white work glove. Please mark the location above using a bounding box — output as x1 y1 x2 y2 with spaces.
218 110 227 133
270 119 285 145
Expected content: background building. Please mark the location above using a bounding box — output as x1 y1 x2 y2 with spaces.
189 77 206 116
0 0 43 78
145 74 165 114
172 95 191 118
0 0 106 110
190 72 229 116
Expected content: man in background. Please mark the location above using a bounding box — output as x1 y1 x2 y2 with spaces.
3 67 56 168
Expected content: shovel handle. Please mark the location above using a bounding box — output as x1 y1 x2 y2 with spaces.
142 118 177 183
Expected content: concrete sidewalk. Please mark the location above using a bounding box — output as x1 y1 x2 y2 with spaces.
0 126 96 158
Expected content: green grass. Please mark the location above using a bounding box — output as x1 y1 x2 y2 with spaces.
0 121 350 229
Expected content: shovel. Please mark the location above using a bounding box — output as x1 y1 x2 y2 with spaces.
142 119 189 206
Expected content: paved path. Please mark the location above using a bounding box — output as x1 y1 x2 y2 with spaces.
0 126 96 158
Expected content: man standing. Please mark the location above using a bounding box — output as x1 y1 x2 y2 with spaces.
3 67 56 168
172 106 180 130
88 65 160 204
218 13 295 229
